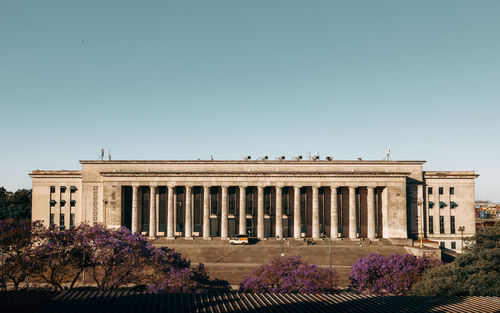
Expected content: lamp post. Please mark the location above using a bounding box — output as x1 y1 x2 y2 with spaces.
320 233 332 279
280 226 288 256
458 226 465 253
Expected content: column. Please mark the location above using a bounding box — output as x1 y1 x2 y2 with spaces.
275 186 283 238
367 187 376 239
382 187 388 238
185 186 192 238
293 186 301 239
131 185 139 233
167 185 175 238
330 186 338 239
203 186 210 238
221 186 228 239
149 185 157 239
417 184 423 237
349 186 357 239
257 186 264 239
312 186 320 239
155 189 160 234
239 186 246 235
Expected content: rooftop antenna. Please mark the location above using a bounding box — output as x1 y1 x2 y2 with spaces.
108 149 112 161
98 148 105 161
384 148 392 161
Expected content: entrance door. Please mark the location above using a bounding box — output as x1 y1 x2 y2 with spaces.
228 218 235 237
264 218 271 238
246 218 254 236
210 218 219 237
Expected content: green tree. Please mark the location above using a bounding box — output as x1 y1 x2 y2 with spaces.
411 222 500 296
0 187 31 220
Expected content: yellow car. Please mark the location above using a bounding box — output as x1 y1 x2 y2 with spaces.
229 234 249 245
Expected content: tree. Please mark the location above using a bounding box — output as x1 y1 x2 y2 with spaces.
0 187 31 220
0 220 44 290
349 253 441 295
411 222 500 296
147 247 230 293
240 255 338 293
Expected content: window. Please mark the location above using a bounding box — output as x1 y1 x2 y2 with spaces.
70 186 77 193
439 241 445 248
450 201 458 209
439 201 447 209
451 216 455 234
60 214 65 229
439 187 443 195
428 201 435 209
50 200 57 207
428 187 433 195
210 188 218 215
229 188 236 215
449 187 455 195
50 186 56 193
439 216 444 234
246 189 253 215
70 213 75 228
50 213 54 225
60 186 67 193
451 241 456 249
60 199 66 207
282 188 289 215
70 200 76 207
264 187 272 215
429 216 434 234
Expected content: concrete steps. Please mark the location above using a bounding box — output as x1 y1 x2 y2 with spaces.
152 238 409 287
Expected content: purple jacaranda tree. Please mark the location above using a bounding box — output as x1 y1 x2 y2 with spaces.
349 253 441 295
30 225 82 291
240 255 338 293
147 247 230 293
0 220 44 290
84 225 155 291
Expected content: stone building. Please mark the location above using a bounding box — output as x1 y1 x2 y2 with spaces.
30 159 478 250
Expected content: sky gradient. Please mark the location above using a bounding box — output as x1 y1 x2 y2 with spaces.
1 1 499 201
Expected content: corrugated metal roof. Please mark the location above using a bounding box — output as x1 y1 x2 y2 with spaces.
2 290 499 313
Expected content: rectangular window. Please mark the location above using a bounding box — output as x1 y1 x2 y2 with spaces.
246 189 253 215
60 214 65 229
282 188 289 215
229 188 236 215
439 241 445 248
210 188 218 215
264 187 272 215
428 187 433 195
451 216 455 234
439 216 444 234
429 216 434 234
450 187 455 195
70 213 75 228
50 213 54 225
70 200 76 207
70 186 77 193
439 187 443 195
60 186 66 193
451 241 456 249
50 186 56 193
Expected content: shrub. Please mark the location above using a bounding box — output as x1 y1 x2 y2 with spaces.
240 255 338 293
411 222 500 296
349 253 441 295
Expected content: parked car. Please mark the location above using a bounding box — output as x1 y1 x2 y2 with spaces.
229 234 249 245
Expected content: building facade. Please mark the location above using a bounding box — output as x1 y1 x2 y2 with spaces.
30 159 478 250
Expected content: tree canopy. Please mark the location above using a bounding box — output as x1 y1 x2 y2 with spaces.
411 222 500 296
0 187 31 220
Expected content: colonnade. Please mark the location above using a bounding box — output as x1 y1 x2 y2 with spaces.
129 184 386 240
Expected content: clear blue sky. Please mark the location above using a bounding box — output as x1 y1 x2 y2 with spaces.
1 1 499 201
